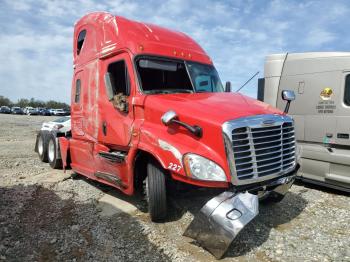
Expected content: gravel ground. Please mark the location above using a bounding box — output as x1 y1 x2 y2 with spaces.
0 114 349 262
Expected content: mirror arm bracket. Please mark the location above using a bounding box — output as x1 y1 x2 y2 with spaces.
284 101 291 113
172 120 203 138
161 110 202 137
281 90 295 114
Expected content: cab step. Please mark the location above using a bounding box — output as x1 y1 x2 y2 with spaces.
98 151 127 163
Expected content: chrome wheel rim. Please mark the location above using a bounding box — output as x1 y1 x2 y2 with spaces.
48 139 55 162
38 136 44 155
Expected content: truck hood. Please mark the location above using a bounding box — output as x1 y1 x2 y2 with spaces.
143 92 282 126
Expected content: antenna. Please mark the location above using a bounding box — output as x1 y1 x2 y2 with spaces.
236 71 259 92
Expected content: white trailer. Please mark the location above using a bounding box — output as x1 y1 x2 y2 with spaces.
259 52 350 192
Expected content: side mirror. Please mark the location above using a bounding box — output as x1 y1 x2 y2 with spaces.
161 110 202 137
161 110 178 126
281 90 295 113
104 72 114 101
225 81 231 92
282 90 295 101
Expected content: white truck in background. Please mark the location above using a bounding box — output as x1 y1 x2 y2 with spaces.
258 52 350 192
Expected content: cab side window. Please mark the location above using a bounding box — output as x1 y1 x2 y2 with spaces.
77 30 86 55
107 60 130 96
106 60 130 112
345 75 350 106
75 79 81 103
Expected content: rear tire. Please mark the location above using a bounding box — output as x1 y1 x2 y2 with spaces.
47 135 62 169
37 132 48 162
146 161 167 221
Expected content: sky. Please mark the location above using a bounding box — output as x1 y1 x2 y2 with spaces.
0 0 350 103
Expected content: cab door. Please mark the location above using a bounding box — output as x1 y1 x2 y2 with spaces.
94 53 136 189
335 72 350 146
327 72 350 187
98 52 135 149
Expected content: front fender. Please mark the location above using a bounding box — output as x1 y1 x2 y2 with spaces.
138 123 229 184
137 131 179 173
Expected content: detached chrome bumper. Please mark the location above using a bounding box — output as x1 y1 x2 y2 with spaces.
184 173 296 259
183 192 258 259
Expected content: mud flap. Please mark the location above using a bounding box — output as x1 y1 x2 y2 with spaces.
183 192 259 259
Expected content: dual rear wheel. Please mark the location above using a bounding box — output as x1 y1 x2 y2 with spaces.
37 132 62 169
37 133 48 162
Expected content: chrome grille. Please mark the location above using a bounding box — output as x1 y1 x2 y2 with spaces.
223 115 296 185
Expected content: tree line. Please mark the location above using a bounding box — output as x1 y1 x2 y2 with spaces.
0 96 70 110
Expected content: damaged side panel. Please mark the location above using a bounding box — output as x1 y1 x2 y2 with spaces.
138 125 226 182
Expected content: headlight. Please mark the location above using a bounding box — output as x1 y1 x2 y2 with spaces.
183 153 227 182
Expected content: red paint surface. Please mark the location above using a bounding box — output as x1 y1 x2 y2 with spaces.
58 137 70 170
67 12 284 194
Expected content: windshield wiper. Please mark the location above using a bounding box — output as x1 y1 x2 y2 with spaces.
145 89 194 94
144 89 169 94
165 89 193 94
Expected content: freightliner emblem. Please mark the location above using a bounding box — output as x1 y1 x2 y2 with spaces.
262 119 275 126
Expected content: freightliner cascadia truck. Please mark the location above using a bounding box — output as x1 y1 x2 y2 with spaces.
35 12 298 258
259 52 350 193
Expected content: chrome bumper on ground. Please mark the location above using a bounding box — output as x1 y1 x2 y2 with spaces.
183 174 296 259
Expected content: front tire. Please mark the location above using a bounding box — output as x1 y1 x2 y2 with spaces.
47 135 62 169
146 161 167 221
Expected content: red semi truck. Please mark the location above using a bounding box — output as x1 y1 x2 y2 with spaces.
35 12 298 258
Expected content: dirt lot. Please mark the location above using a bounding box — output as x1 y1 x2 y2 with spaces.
0 114 349 262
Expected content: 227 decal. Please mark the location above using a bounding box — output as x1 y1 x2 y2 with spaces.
168 162 182 172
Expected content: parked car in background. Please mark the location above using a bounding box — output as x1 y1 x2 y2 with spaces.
63 109 70 116
41 116 71 135
0 106 11 114
37 108 45 115
52 109 65 116
11 107 24 115
24 107 33 114
40 108 52 116
27 108 39 115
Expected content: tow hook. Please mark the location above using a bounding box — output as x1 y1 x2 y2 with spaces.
183 191 259 259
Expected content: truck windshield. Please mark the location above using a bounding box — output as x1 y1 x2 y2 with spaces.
136 57 223 94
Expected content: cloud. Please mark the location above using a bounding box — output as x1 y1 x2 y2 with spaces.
4 0 32 11
1 0 350 103
305 29 336 47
